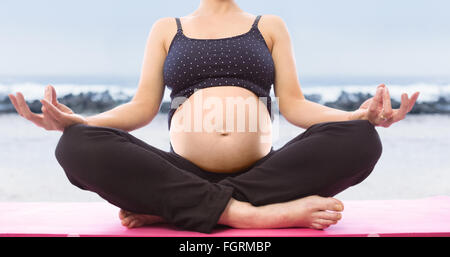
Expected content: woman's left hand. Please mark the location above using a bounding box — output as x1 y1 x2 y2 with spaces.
350 84 420 127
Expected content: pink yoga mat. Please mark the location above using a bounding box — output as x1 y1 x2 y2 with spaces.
1 196 449 237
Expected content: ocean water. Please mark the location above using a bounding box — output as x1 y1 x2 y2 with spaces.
0 112 449 202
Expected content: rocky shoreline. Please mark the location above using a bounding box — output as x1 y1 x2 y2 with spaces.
1 90 449 115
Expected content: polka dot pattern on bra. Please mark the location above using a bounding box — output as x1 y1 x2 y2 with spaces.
163 15 275 129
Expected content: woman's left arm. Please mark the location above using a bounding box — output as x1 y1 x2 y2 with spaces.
268 15 420 129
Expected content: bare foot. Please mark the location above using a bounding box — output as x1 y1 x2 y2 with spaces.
119 195 343 230
119 209 165 229
220 195 344 230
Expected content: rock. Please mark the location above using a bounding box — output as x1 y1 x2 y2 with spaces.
324 91 372 110
304 94 321 103
0 90 130 114
1 89 449 115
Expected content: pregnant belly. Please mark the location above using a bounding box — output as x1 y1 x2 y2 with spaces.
169 86 273 173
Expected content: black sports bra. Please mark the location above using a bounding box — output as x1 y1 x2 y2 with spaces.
163 15 275 129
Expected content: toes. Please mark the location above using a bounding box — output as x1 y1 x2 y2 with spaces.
326 197 344 212
133 219 144 228
128 217 146 228
311 221 333 230
121 215 141 228
314 211 342 221
129 219 138 228
315 218 337 226
332 198 344 209
121 216 132 227
121 214 163 229
309 195 344 212
119 209 127 220
311 223 327 230
119 209 132 220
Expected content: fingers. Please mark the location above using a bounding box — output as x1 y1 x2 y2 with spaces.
40 98 68 121
368 86 384 121
41 99 70 131
8 89 69 131
376 86 395 127
378 89 420 128
390 91 420 123
382 87 393 120
393 91 420 121
41 104 60 130
395 93 410 121
44 85 52 103
9 93 46 128
42 86 60 130
15 92 43 122
8 94 21 115
56 102 74 114
375 86 384 105
46 84 74 114
367 85 396 127
407 91 420 112
49 85 59 106
44 84 60 107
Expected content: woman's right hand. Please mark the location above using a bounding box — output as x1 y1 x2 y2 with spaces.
8 85 88 132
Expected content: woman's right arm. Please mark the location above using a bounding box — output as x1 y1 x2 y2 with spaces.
84 18 172 131
9 17 171 132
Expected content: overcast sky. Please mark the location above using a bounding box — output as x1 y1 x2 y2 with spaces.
1 0 449 81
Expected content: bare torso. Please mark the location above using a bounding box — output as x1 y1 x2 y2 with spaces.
166 14 274 173
169 86 273 173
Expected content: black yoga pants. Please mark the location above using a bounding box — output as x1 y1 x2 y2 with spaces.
54 119 382 233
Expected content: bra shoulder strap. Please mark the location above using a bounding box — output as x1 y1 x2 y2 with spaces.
175 17 183 32
252 15 262 28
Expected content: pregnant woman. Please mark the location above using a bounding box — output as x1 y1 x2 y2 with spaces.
8 0 419 233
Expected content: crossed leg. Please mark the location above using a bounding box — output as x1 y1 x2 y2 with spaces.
214 119 382 229
114 119 383 230
55 119 382 233
55 123 235 233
